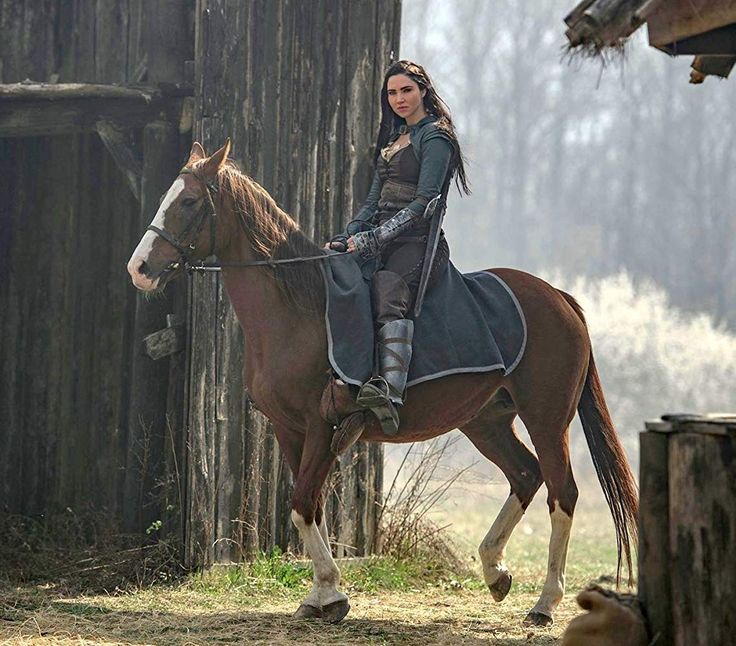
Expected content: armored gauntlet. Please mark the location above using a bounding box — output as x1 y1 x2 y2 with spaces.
352 208 420 259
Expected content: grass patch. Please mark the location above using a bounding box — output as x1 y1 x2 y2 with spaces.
188 550 312 600
185 548 480 601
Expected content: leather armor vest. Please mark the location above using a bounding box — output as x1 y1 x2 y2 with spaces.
375 145 430 235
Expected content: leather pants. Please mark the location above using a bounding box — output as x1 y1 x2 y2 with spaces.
371 236 449 325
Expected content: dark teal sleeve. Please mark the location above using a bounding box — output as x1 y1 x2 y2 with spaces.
352 168 382 222
406 136 453 216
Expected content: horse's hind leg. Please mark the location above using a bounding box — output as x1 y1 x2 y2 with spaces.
521 419 579 627
460 402 543 602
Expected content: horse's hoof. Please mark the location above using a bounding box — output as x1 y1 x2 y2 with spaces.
293 603 323 620
331 412 366 455
489 571 512 602
523 610 553 627
321 598 350 624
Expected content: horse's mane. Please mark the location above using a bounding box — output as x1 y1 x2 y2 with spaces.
215 161 326 315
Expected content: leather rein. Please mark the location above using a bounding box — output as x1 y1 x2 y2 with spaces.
147 168 348 274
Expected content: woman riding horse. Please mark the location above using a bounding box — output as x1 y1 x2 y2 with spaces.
327 60 470 436
126 65 638 626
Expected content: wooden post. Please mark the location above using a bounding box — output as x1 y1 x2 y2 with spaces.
639 415 736 646
638 427 673 646
669 430 736 645
123 121 181 534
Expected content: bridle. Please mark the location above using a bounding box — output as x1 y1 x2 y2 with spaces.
146 167 220 272
146 167 348 273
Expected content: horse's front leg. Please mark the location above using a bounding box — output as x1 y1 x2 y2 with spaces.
290 421 350 623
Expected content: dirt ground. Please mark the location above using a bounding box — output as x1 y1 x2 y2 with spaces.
0 586 581 645
1 474 623 645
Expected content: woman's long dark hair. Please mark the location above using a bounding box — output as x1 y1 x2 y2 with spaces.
375 60 470 196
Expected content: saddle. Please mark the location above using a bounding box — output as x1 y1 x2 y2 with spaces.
320 260 528 453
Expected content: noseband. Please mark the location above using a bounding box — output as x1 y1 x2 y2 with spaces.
146 167 219 271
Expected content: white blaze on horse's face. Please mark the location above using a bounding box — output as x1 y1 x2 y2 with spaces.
127 177 186 291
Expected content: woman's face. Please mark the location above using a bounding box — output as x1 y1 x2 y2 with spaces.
386 74 427 125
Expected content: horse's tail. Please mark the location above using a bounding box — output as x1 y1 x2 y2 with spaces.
559 290 639 587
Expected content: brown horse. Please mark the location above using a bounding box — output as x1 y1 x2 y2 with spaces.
127 141 638 626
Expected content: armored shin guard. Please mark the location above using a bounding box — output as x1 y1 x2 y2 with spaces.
356 319 414 436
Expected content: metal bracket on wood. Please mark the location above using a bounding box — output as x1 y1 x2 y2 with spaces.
143 314 186 360
95 119 143 202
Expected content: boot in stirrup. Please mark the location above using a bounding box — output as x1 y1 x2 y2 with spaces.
356 319 414 436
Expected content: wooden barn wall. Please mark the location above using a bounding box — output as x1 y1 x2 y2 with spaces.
0 0 192 539
187 0 401 565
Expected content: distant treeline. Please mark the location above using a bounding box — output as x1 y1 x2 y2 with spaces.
402 0 736 329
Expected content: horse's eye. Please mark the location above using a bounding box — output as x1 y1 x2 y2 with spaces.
182 198 197 208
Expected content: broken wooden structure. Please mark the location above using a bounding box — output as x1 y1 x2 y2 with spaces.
1 0 399 567
564 0 736 83
639 414 736 645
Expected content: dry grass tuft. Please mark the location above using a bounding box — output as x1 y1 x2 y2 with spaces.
378 437 474 579
0 511 183 595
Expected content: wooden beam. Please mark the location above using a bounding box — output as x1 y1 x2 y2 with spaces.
564 0 597 29
655 23 736 56
638 0 736 49
690 55 736 83
95 120 142 201
0 82 190 138
565 0 648 48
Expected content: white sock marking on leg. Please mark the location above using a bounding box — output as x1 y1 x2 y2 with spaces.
531 501 573 617
479 493 525 586
292 510 347 608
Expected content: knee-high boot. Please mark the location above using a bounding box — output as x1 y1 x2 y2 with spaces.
356 318 414 436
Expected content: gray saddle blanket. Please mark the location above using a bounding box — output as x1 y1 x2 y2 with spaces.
321 254 527 388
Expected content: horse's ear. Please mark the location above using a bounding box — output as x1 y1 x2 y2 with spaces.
202 139 231 177
188 141 206 164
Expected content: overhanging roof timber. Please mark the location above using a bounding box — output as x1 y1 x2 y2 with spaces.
564 0 648 49
639 0 736 50
0 82 191 138
564 0 736 81
690 54 736 83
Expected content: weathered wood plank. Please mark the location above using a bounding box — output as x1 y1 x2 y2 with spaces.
143 317 186 360
185 269 219 566
163 277 189 545
144 0 192 84
95 0 129 83
0 0 58 83
213 281 248 563
244 409 268 557
668 432 736 646
638 431 673 646
95 120 142 201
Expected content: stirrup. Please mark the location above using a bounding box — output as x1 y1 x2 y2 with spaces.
356 378 401 436
356 377 391 409
370 401 400 436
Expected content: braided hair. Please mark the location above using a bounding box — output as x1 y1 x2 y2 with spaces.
375 60 470 196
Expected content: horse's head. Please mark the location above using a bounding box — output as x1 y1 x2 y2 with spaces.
127 140 231 292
